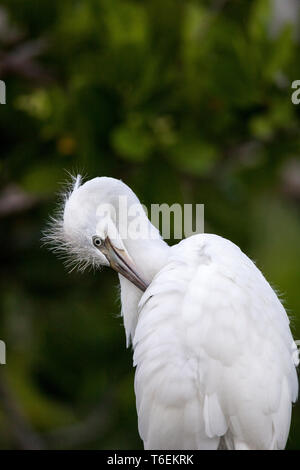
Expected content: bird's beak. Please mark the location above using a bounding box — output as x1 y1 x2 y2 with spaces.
102 237 149 292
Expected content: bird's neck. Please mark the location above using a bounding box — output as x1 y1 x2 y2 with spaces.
118 219 170 346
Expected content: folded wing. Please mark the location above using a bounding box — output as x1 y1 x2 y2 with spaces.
133 234 299 449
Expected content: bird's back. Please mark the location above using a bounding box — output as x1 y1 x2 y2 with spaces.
133 234 299 450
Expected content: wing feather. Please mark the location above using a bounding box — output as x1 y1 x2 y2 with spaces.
133 234 298 449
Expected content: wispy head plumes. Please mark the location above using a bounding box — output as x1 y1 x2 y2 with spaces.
42 174 94 273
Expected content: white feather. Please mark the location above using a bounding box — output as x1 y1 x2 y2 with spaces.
133 234 298 449
49 176 299 450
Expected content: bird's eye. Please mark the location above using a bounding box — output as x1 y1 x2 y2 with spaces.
93 236 103 248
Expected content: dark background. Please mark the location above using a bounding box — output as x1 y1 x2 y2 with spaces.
0 0 299 449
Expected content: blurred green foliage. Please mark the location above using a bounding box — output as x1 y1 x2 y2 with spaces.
0 0 300 449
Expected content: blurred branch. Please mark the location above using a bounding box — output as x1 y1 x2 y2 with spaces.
44 391 115 449
0 374 45 449
0 6 53 83
281 158 300 201
0 372 115 450
0 185 38 218
0 7 23 45
0 38 53 83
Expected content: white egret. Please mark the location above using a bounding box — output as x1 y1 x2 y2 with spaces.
46 175 299 450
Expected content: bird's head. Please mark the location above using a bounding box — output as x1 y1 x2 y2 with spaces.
44 175 149 291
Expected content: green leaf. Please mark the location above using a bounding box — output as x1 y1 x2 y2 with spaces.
111 116 154 162
168 137 219 176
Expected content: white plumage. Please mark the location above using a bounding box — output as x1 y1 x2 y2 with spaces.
46 175 299 450
134 234 298 449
